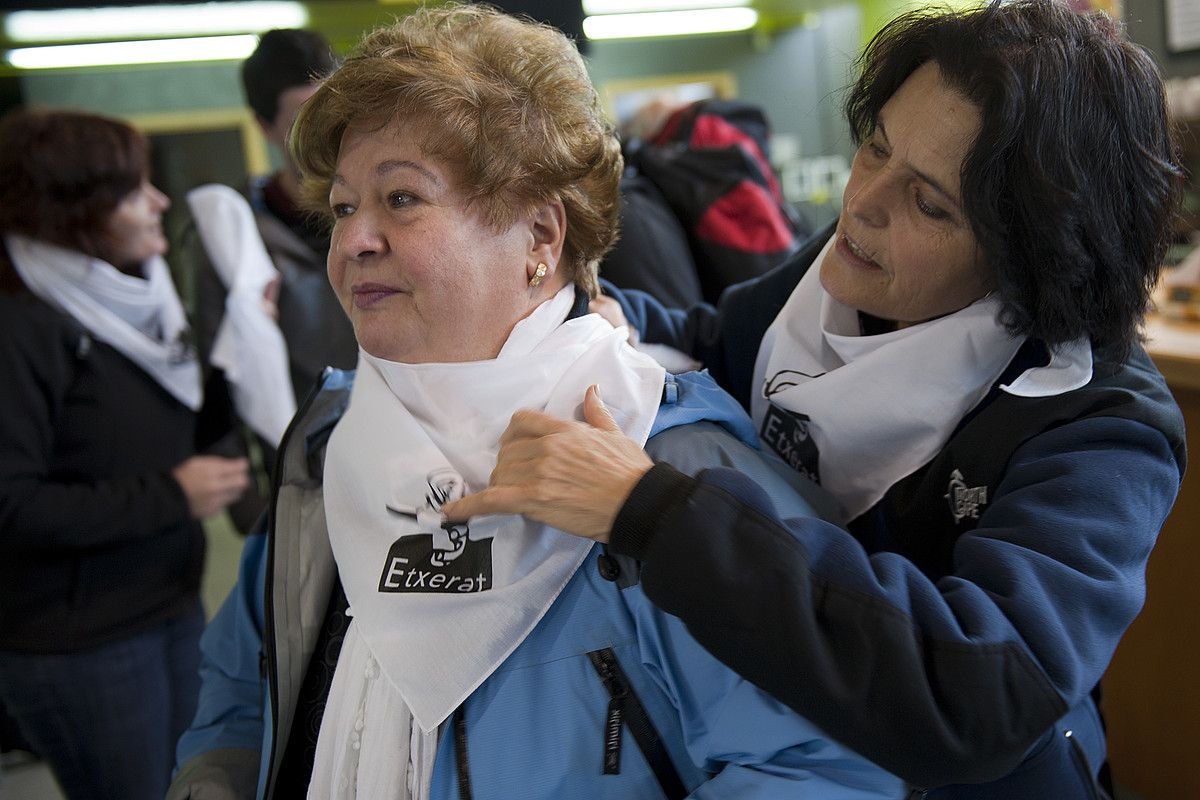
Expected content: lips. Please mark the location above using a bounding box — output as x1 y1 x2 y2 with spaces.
837 232 882 271
351 282 402 308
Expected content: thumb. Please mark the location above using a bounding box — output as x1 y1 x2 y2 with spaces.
583 384 621 433
439 495 472 523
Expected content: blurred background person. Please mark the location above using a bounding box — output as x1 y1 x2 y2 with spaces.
187 27 357 406
601 97 806 309
177 28 358 533
0 108 249 800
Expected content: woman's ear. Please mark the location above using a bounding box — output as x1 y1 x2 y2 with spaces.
526 198 566 283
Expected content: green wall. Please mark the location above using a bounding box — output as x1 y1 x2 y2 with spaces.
18 0 1194 231
21 61 243 116
20 4 863 158
18 2 866 230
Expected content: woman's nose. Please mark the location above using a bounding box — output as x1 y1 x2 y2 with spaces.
845 170 889 228
150 183 170 212
335 211 386 260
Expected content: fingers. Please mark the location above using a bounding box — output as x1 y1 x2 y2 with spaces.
263 275 282 304
498 408 572 446
589 294 630 333
217 457 251 492
583 385 621 433
441 481 610 543
214 456 250 478
589 295 619 324
172 455 251 519
203 457 251 492
499 385 620 446
441 486 524 523
262 275 282 321
442 386 636 544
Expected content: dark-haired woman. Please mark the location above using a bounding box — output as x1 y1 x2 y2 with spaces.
0 109 249 800
445 1 1186 797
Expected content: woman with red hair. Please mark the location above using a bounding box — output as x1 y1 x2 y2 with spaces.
0 108 249 800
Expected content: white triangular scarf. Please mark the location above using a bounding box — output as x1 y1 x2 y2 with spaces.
5 233 202 410
752 236 1092 523
187 184 296 445
313 287 664 797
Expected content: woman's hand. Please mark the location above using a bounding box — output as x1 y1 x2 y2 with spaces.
171 455 251 519
442 385 653 542
262 274 283 321
590 295 638 346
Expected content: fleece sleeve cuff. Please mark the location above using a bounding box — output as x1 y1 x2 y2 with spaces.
608 461 697 560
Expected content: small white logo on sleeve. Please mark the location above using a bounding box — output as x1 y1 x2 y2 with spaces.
945 469 988 522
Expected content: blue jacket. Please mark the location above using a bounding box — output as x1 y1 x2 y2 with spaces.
602 225 1186 798
170 367 905 799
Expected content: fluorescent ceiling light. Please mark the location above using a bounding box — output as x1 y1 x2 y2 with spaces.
583 0 749 14
583 8 758 39
5 2 307 43
6 34 260 69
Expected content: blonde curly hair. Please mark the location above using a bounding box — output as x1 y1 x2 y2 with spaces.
290 3 622 296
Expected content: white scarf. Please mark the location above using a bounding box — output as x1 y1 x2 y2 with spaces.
312 286 665 798
310 624 439 800
752 237 1092 523
187 184 296 445
5 233 202 410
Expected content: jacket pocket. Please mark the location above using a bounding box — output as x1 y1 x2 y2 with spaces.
587 647 687 799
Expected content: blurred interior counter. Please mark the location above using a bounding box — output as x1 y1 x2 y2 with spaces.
1143 314 1200 391
1103 314 1200 800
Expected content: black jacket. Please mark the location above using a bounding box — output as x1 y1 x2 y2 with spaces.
0 262 205 653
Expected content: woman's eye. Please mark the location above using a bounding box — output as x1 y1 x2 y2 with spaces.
915 191 949 220
330 202 354 219
864 140 888 161
389 191 416 208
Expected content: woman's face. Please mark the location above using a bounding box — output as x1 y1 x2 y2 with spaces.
328 118 563 363
821 62 990 326
262 83 319 181
96 179 170 272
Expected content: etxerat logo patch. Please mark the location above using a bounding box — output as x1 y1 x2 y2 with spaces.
378 468 493 593
377 534 492 593
759 404 820 485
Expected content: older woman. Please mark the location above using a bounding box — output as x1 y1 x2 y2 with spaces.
445 1 1186 798
0 109 249 800
169 6 906 799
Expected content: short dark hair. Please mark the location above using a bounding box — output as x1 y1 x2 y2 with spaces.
0 108 148 257
846 0 1181 357
242 28 337 124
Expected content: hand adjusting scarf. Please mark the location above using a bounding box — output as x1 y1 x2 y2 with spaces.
5 232 201 410
312 286 666 799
